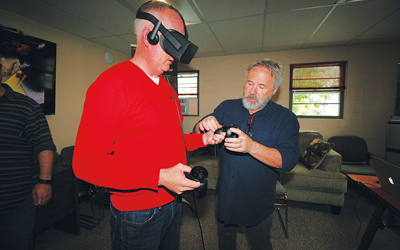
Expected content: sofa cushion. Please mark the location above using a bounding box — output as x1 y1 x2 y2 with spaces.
281 163 347 194
298 131 323 153
300 138 334 169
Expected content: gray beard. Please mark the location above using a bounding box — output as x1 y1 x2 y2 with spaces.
242 93 273 111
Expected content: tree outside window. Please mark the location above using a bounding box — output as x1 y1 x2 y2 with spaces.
290 61 347 118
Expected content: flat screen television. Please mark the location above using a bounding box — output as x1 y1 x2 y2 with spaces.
0 25 56 115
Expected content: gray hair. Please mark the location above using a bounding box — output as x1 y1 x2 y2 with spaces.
245 59 284 90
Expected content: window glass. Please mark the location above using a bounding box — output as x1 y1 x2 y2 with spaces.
290 62 346 118
177 71 199 116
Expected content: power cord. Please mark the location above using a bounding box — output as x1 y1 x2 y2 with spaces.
191 191 206 250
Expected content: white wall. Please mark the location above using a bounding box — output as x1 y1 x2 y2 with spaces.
0 9 130 153
180 44 400 159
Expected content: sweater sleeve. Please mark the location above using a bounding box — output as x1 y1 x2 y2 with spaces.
184 133 206 151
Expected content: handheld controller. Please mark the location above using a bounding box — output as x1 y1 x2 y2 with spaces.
214 124 239 138
185 166 208 198
185 166 208 182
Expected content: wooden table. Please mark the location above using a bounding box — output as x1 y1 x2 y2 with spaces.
347 174 400 250
34 164 80 235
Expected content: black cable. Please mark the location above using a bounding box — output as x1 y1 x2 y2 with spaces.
191 190 206 250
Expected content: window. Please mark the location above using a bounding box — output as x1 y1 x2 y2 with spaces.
290 61 347 118
177 71 199 116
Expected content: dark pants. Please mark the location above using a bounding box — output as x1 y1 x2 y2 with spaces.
218 212 273 250
0 195 36 250
110 199 181 250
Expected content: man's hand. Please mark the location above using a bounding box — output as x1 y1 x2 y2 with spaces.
32 183 52 207
224 128 255 153
225 128 283 168
203 130 225 145
197 116 221 133
159 163 201 194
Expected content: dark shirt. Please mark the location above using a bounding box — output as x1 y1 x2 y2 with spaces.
197 98 299 226
0 83 56 215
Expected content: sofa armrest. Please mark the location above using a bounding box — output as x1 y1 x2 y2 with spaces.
317 149 342 173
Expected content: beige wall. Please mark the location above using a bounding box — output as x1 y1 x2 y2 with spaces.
0 9 130 153
180 44 400 159
2 8 399 160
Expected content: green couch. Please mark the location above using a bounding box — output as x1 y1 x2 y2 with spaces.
280 131 347 215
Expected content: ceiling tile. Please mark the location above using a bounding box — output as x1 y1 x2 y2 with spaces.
351 7 400 43
168 0 202 23
266 0 336 13
118 33 137 46
122 0 148 10
308 0 400 44
1 0 111 39
263 7 332 49
209 15 264 53
43 0 136 35
186 23 223 56
88 36 132 55
193 0 265 22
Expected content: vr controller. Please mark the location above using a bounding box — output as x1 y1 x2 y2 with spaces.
185 166 208 182
185 166 208 198
214 124 239 138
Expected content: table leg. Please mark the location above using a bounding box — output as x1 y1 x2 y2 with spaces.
358 202 386 250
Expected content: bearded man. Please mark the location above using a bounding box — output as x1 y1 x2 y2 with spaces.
194 58 300 250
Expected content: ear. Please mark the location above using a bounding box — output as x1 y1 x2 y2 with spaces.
272 87 279 95
142 28 151 47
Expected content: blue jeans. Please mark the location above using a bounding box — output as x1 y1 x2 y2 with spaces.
110 198 181 250
0 195 36 250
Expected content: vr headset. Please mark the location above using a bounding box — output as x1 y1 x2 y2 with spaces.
136 7 198 64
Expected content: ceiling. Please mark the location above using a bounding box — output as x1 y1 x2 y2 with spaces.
1 0 400 58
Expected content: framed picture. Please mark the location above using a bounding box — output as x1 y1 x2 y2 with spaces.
0 25 56 115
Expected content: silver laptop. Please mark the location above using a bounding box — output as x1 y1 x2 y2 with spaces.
371 156 400 201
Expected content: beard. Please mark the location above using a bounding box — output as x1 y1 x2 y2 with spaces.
242 92 273 111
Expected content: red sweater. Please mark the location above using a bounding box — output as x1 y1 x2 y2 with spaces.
73 61 205 211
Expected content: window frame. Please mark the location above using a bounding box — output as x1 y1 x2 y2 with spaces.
177 70 199 116
289 61 347 119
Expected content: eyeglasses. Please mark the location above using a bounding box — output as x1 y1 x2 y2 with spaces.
245 114 255 138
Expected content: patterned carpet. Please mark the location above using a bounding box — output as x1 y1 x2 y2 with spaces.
34 188 400 250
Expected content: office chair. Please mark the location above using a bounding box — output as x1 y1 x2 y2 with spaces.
57 146 108 229
275 180 288 238
328 135 376 176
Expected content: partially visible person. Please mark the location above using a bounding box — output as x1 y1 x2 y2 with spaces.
194 59 300 250
0 83 56 250
72 1 223 250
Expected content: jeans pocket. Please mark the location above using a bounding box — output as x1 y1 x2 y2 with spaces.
123 208 158 227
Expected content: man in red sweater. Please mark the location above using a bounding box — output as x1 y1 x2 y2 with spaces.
73 1 223 249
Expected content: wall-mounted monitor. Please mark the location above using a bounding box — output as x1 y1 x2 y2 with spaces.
0 25 56 115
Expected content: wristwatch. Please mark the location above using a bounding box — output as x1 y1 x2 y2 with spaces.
37 179 52 184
